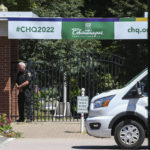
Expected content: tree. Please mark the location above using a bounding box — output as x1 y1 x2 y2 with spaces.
32 0 84 17
84 0 147 17
83 0 112 17
3 0 33 11
108 0 147 17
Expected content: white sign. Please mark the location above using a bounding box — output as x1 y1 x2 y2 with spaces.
77 96 89 113
114 22 148 39
8 21 62 39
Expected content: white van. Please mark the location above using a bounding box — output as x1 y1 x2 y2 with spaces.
86 68 148 149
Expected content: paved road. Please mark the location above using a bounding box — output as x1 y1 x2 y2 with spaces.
0 122 148 150
0 138 148 150
0 136 15 149
0 136 8 145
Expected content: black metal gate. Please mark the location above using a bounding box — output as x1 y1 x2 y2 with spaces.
11 52 125 121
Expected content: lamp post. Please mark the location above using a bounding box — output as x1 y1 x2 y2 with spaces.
0 0 8 11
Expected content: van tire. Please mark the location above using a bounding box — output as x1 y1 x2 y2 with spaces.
114 120 145 149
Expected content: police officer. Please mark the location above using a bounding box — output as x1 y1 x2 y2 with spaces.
16 62 32 122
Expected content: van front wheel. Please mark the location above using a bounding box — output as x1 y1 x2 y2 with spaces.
114 120 145 149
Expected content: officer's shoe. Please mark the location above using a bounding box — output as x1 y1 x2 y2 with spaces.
26 119 32 123
16 119 24 122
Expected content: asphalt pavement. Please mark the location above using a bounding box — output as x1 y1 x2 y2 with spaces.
0 136 8 145
0 138 148 150
0 122 148 150
0 136 15 148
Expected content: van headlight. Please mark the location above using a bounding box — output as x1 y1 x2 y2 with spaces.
94 95 115 108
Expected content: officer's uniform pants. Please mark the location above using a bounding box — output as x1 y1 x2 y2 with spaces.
18 90 32 120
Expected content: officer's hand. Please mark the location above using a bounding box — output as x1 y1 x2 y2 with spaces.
19 88 23 93
18 86 22 92
16 84 19 88
16 85 23 93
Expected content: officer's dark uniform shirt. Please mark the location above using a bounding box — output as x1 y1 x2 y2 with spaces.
16 69 31 92
17 69 32 121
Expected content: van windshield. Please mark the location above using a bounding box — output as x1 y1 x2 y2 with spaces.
124 68 147 87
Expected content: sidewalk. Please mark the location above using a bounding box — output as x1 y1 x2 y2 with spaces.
11 121 92 139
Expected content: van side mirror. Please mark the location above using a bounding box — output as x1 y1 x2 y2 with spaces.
136 81 142 96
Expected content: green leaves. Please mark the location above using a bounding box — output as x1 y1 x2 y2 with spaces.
4 0 34 11
0 114 21 138
108 0 147 17
19 39 102 63
32 0 84 17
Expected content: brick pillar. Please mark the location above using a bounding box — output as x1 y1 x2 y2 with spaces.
0 37 11 117
0 37 19 119
11 40 19 120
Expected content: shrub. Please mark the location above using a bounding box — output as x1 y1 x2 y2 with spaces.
0 114 21 138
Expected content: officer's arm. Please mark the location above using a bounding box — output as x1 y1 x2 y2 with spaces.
18 81 29 89
18 71 31 89
16 73 19 87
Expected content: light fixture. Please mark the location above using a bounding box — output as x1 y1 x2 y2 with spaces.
0 1 8 12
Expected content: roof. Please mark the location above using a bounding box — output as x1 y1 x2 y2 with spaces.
0 12 38 20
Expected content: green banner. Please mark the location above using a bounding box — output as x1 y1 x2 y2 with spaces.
62 22 114 39
8 18 147 40
119 18 136 21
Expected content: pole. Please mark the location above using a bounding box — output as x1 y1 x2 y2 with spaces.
63 72 67 104
63 72 67 116
81 113 84 133
148 0 150 148
81 88 85 133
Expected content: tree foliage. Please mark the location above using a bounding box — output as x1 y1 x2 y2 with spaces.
3 0 33 11
108 0 147 17
32 0 84 17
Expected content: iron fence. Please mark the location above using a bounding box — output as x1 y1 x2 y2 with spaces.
11 52 125 121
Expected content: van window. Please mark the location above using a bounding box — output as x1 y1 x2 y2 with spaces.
123 85 138 99
141 76 148 96
123 76 148 99
124 68 147 87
